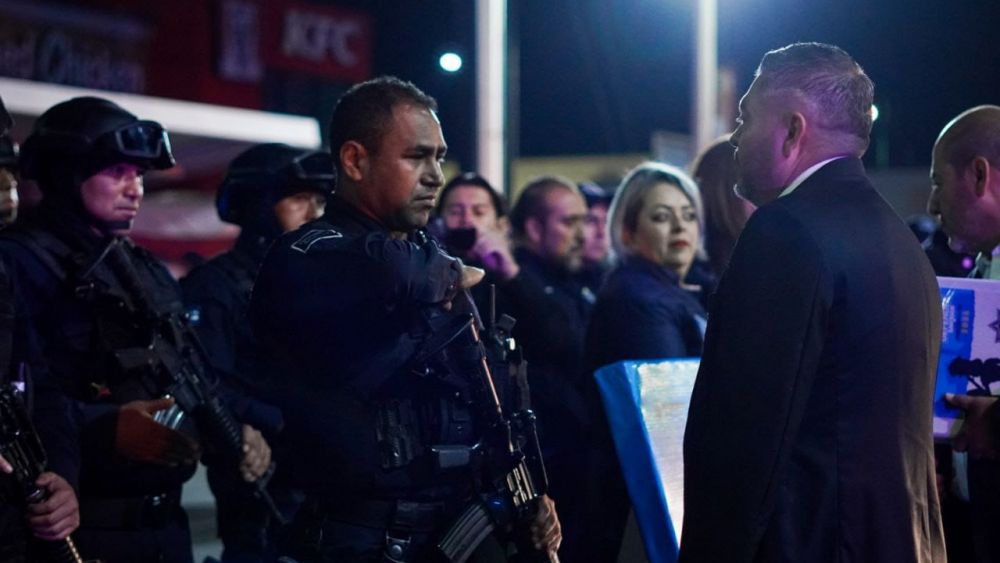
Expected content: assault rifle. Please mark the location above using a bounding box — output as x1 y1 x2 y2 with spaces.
419 287 557 563
0 382 96 563
82 237 286 525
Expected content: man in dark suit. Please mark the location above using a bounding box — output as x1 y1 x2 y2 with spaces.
680 43 946 563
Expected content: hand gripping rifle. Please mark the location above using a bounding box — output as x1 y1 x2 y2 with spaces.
423 288 558 563
0 382 97 563
80 237 286 525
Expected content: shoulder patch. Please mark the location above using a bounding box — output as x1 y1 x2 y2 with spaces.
291 229 344 254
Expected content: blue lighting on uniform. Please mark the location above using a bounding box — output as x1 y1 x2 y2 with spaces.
439 52 463 73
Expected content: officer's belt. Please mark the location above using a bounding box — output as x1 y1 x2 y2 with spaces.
79 489 182 530
313 497 453 533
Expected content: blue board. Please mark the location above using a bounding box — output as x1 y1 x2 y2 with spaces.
594 358 700 563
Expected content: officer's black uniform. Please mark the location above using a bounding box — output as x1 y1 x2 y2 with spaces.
0 93 26 563
0 94 65 563
504 248 594 563
0 208 198 562
249 194 498 562
0 259 29 563
182 143 332 562
0 97 195 563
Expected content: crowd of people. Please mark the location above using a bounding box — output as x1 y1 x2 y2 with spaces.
0 40 998 563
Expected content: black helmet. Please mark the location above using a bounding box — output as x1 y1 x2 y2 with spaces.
216 143 334 230
0 95 17 169
19 97 174 190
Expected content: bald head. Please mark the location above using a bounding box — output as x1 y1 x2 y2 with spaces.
929 105 1000 255
935 105 1000 169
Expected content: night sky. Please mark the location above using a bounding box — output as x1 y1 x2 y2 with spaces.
355 0 1000 171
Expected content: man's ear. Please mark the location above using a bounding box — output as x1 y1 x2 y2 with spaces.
340 141 368 183
971 156 991 198
781 112 807 157
524 216 544 245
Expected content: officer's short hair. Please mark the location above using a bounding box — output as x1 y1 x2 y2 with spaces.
509 175 577 239
329 76 437 174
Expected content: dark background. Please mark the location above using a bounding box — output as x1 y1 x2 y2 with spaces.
356 0 1000 170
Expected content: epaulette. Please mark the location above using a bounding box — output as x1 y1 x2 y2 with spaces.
290 228 345 254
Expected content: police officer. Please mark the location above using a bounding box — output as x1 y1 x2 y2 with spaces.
0 95 18 226
0 96 272 562
249 76 561 562
0 94 82 563
182 143 333 561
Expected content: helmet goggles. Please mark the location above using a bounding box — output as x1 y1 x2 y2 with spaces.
93 120 174 170
289 151 336 183
229 150 334 184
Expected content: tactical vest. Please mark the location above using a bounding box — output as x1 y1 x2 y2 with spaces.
3 228 187 404
2 226 198 497
273 223 484 498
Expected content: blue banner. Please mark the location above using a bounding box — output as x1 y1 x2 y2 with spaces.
594 359 700 563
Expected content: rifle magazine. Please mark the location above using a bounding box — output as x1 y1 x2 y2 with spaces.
437 501 496 563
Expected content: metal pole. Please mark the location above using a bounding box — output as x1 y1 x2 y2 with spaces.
692 0 718 158
475 0 507 194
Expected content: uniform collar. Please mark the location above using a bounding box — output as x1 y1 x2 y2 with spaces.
325 195 389 235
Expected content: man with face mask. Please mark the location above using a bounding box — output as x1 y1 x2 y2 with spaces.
0 96 272 562
182 143 333 562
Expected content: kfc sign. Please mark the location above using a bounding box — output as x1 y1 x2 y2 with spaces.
261 1 370 82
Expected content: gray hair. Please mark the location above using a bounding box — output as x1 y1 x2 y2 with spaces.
607 161 705 264
756 42 874 153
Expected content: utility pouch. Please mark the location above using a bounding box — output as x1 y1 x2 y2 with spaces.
375 398 421 469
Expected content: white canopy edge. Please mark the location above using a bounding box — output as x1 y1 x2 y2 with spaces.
0 76 322 148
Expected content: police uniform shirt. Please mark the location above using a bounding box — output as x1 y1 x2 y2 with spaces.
249 195 465 500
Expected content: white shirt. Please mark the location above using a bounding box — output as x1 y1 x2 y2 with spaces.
778 157 846 199
974 246 1000 280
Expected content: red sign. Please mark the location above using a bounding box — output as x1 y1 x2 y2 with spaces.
260 1 371 83
0 2 150 93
